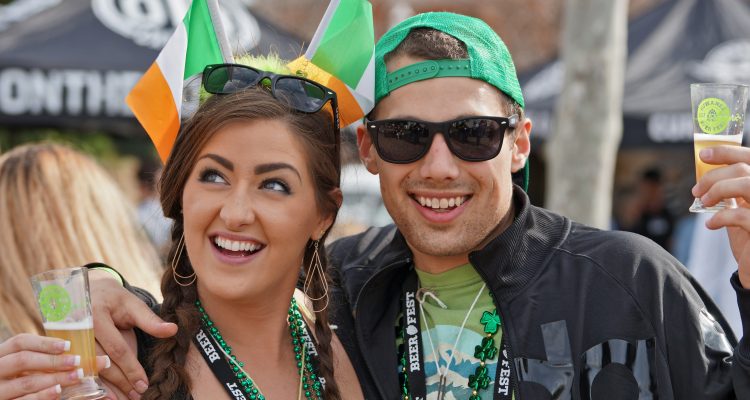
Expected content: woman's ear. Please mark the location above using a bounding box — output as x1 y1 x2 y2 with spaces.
315 188 342 240
330 187 343 210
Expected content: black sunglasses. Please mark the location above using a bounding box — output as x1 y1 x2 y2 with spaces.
202 63 341 170
366 116 517 164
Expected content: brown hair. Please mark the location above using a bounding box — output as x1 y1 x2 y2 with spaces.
383 27 525 125
0 143 162 340
143 87 341 399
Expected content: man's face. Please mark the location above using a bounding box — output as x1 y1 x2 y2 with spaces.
358 55 531 272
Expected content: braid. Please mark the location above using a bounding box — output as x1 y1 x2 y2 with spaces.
143 224 200 400
305 239 342 400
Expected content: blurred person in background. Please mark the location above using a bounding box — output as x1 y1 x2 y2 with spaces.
622 167 676 251
0 143 163 340
136 158 172 256
687 212 743 336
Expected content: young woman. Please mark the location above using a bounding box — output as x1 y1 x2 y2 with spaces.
0 60 363 399
136 60 361 399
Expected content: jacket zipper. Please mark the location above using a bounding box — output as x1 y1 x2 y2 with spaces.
354 257 412 400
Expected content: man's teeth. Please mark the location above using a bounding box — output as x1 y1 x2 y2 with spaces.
417 196 466 209
214 237 261 252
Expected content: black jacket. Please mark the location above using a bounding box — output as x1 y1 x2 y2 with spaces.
328 187 750 399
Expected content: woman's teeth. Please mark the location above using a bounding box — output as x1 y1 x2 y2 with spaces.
214 237 261 252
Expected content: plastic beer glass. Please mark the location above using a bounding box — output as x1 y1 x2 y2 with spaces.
30 267 105 400
690 83 749 212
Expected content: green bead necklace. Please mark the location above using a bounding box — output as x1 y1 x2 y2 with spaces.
398 309 502 400
196 298 323 400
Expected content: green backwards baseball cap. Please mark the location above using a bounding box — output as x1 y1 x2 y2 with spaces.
375 12 525 107
374 11 529 190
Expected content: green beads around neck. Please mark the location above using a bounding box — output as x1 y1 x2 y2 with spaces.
196 298 323 400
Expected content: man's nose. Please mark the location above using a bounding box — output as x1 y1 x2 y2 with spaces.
418 133 460 181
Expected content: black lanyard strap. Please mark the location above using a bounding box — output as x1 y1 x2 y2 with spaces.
193 326 249 400
400 273 513 400
402 273 428 398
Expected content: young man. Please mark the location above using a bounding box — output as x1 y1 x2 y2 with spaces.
324 12 750 399
77 12 750 400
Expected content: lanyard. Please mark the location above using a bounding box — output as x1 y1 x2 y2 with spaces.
192 322 325 400
193 325 249 400
401 273 513 400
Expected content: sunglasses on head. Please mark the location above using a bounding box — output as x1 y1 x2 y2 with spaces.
202 63 341 170
203 64 338 117
365 116 518 164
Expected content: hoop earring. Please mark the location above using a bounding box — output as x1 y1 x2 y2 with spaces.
172 234 195 286
303 240 329 312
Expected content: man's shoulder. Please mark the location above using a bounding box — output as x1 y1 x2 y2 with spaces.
563 219 668 257
554 219 688 282
327 224 409 310
525 205 672 267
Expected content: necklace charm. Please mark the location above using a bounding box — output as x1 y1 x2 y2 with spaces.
467 310 502 399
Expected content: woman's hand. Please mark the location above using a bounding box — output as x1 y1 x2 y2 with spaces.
0 333 111 400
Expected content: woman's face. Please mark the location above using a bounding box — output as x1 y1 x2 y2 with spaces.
181 118 331 302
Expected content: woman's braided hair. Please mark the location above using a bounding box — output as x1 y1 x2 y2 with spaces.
143 59 342 399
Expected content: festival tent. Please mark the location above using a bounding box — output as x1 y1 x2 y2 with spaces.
520 0 750 148
0 0 302 136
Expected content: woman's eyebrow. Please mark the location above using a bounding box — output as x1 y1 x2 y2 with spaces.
255 162 302 182
198 154 233 171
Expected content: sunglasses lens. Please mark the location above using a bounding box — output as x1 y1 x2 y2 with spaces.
448 118 506 160
204 66 261 94
373 121 431 162
275 77 328 112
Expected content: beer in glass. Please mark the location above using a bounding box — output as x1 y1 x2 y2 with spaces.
31 267 105 399
690 83 748 212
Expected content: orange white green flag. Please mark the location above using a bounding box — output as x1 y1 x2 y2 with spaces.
126 0 233 162
289 0 375 127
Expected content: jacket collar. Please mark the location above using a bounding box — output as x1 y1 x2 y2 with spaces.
469 186 570 302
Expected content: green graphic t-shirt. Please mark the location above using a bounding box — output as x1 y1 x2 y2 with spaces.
413 264 502 400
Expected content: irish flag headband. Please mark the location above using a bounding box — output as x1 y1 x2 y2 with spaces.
127 0 375 163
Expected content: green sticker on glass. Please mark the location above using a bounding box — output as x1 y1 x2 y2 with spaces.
697 97 731 134
38 284 71 322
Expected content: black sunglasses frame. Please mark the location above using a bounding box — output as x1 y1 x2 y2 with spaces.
202 63 341 172
365 115 518 164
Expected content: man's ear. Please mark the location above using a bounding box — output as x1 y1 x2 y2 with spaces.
511 117 532 173
357 123 379 174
